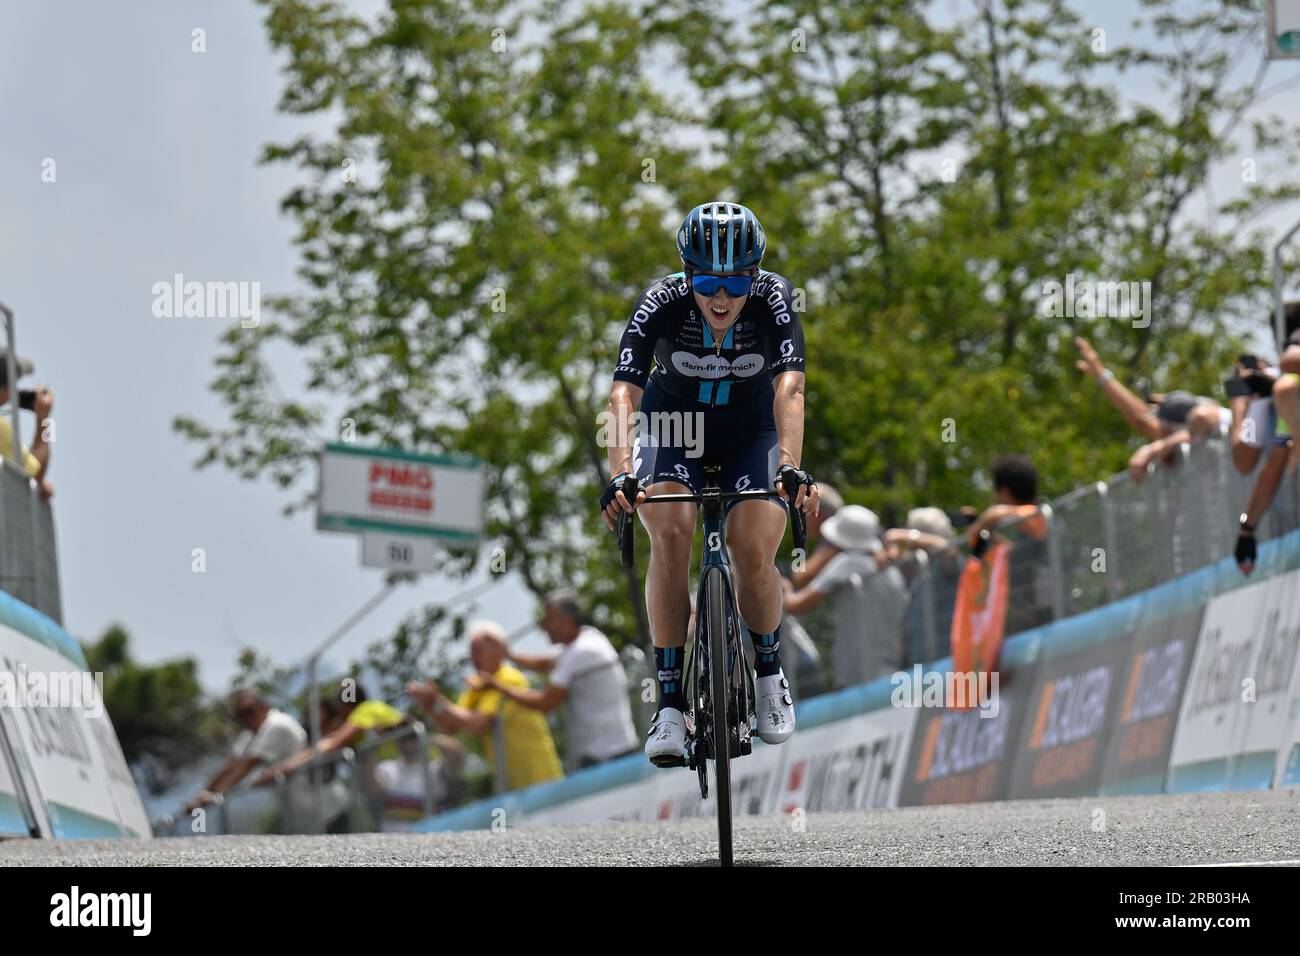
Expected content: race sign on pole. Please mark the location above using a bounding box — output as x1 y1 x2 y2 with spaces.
317 443 484 543
361 533 439 573
1267 0 1300 58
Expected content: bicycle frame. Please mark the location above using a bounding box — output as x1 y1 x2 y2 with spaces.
614 463 806 866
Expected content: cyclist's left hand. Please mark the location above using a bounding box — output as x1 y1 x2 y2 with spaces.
776 465 819 515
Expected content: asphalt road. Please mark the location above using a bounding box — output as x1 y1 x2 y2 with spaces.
2 789 1298 866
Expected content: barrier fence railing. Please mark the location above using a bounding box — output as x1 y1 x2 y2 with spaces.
153 721 444 836
0 460 62 624
896 431 1300 665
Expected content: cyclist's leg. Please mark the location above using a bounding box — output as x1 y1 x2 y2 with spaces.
639 483 696 656
722 435 796 743
633 421 702 762
725 499 785 634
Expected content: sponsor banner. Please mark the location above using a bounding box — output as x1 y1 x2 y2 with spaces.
527 740 786 826
774 705 916 813
1165 572 1300 792
1007 637 1129 799
898 664 1037 807
317 443 483 542
524 704 917 827
1239 570 1300 788
0 734 28 835
1098 608 1202 795
0 624 150 838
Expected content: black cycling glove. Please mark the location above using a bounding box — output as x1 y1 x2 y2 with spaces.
776 465 815 504
600 472 637 513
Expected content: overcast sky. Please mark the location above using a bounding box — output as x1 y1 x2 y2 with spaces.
2 0 1297 693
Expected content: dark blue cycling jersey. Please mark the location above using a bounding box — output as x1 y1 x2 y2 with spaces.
612 271 806 405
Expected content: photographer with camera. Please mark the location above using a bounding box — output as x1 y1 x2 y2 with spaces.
1227 310 1300 575
0 348 54 501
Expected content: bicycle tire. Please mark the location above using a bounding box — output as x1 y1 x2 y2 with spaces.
705 566 733 867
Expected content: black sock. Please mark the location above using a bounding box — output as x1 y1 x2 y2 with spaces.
655 645 686 712
750 626 781 678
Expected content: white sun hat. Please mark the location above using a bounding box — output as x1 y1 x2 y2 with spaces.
820 504 882 553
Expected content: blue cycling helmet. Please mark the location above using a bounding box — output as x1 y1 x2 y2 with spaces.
677 202 766 272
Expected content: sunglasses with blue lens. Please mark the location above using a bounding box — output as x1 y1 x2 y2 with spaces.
690 273 755 297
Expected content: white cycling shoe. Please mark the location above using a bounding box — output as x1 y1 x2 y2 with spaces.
645 707 688 767
754 670 796 744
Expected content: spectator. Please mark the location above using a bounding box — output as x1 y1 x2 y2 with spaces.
966 454 1046 551
1074 337 1224 484
254 683 406 783
184 690 306 814
788 483 843 589
490 590 640 770
406 621 563 791
884 508 964 664
782 505 908 688
968 455 1051 633
251 683 407 832
0 349 54 500
1233 320 1300 574
373 731 468 828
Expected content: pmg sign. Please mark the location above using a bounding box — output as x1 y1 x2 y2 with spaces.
317 443 483 542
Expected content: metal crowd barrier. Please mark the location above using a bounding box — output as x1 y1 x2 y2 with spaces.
156 721 446 836
900 431 1300 663
0 461 62 623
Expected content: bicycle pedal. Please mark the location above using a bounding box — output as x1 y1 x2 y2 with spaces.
651 752 688 769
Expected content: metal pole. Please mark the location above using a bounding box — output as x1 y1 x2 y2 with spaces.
1042 504 1066 620
0 304 19 464
1098 482 1120 603
1268 217 1300 351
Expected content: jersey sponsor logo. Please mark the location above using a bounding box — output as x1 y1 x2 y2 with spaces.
628 278 688 338
779 338 794 359
674 463 691 482
735 474 751 491
620 347 634 366
767 280 793 325
670 350 765 379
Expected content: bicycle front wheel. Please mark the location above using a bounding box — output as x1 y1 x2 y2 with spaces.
705 566 733 867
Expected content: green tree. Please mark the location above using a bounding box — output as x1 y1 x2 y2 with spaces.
177 0 1300 651
83 625 225 796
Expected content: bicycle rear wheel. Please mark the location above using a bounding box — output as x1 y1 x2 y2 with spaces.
705 566 733 867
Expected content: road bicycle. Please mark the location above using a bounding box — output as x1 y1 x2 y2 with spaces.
616 463 805 866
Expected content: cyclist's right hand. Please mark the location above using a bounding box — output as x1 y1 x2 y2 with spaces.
600 472 644 531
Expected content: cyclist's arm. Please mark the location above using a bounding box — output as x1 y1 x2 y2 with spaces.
772 370 805 468
606 381 642 477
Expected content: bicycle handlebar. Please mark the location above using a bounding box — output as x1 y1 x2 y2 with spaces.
615 473 808 568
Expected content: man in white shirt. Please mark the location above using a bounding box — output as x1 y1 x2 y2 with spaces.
484 590 640 769
783 505 908 688
185 690 306 812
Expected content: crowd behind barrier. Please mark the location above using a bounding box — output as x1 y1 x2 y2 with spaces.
175 426 1300 837
898 429 1300 670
